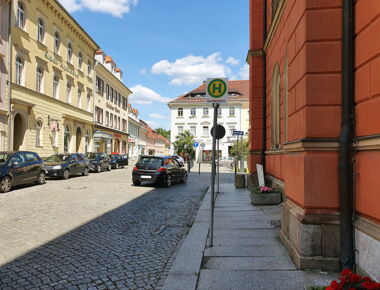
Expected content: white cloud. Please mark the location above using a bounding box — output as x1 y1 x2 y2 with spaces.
140 68 147 74
239 64 249 80
129 85 171 105
226 57 240 66
149 113 170 120
151 53 231 86
58 0 138 17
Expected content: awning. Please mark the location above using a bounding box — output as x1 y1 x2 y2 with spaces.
94 130 113 140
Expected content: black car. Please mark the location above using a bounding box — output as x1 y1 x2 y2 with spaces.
109 154 129 169
0 151 46 193
86 152 111 173
45 153 89 179
132 155 187 187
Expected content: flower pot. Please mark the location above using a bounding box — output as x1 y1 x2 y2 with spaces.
250 192 282 205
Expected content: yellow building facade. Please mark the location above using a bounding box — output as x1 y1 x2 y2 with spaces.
10 0 99 157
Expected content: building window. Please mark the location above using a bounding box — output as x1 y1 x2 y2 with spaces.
110 88 114 102
87 60 92 76
229 125 235 136
95 107 103 124
54 31 60 54
190 108 196 116
78 52 83 70
110 113 113 127
118 117 121 130
36 120 42 147
36 66 43 93
190 126 196 136
96 76 104 95
37 18 45 43
105 111 109 126
271 63 281 149
67 42 73 62
118 93 121 106
114 90 118 104
15 56 24 85
87 94 91 112
203 107 209 116
77 88 82 108
229 107 235 116
203 126 209 136
122 119 127 131
114 115 117 128
178 126 184 134
17 2 25 29
178 108 183 117
66 81 72 103
106 85 109 100
53 75 59 99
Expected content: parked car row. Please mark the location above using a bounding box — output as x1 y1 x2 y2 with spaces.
132 155 188 187
0 151 129 193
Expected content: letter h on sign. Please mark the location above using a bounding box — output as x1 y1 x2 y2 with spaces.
212 83 222 94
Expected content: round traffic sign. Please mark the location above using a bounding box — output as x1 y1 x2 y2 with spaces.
193 142 199 148
200 143 205 148
207 79 228 99
210 125 226 140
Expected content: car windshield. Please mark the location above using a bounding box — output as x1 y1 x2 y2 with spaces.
0 153 11 165
109 155 118 159
86 153 100 159
138 157 163 166
46 154 71 162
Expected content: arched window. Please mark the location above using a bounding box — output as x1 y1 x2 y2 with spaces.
16 56 24 85
36 66 43 93
66 81 72 103
36 120 43 147
78 52 83 70
17 2 25 29
37 18 45 42
54 31 60 53
53 74 59 99
67 42 73 62
87 60 92 76
271 63 280 149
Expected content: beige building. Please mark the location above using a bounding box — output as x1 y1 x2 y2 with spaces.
10 0 99 156
94 50 131 153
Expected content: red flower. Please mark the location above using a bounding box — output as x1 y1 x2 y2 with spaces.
350 273 362 283
362 281 380 289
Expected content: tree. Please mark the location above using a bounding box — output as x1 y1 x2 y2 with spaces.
173 130 195 160
230 137 249 160
155 128 170 140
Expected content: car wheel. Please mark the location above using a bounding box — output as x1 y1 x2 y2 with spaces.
107 164 112 171
0 176 12 193
37 171 46 185
165 174 172 188
96 164 101 173
133 180 141 186
181 172 188 184
63 169 70 179
82 167 89 176
115 163 119 169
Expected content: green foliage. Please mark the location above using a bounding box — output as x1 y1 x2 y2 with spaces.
173 130 195 159
155 128 170 140
230 137 249 159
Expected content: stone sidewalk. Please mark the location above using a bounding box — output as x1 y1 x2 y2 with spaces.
162 181 338 290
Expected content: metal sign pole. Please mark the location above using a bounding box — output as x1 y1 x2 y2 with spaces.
236 135 239 173
209 102 219 247
240 135 245 173
217 138 220 193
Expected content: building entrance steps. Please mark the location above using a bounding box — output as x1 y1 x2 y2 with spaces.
162 179 338 290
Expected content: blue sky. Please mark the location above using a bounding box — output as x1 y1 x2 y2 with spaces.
59 0 249 129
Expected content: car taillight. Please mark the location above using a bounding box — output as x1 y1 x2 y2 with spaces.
133 167 138 171
157 167 166 172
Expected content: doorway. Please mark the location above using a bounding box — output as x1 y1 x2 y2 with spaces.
13 113 25 151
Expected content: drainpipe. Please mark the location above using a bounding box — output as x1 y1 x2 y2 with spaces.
339 0 355 270
7 0 12 151
261 0 267 169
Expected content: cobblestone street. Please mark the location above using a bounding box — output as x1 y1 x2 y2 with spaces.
0 164 231 289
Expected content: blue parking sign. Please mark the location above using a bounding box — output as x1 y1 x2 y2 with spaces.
193 142 199 148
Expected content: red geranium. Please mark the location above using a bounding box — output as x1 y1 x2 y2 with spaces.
326 269 380 290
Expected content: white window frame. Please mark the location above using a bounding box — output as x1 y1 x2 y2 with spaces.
77 87 82 108
15 56 24 85
17 1 25 29
36 120 43 147
229 107 235 116
87 94 91 112
178 108 183 117
37 18 45 43
67 42 73 62
36 66 43 93
190 108 196 116
78 52 83 70
53 74 59 99
190 126 196 136
66 81 72 104
203 126 209 136
178 126 183 134
54 31 60 54
203 107 209 116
